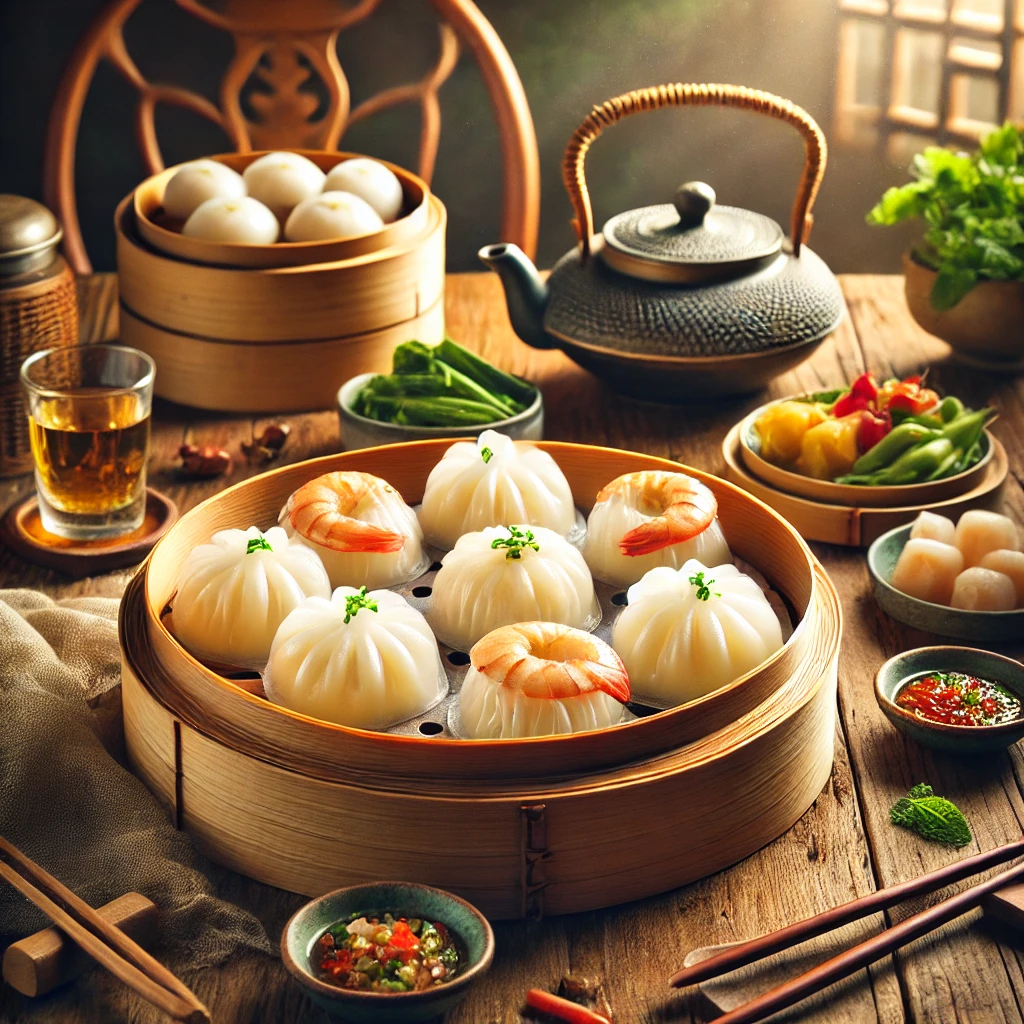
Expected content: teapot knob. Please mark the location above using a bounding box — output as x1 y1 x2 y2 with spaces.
673 181 716 228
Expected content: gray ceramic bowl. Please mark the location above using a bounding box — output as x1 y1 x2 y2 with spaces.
337 372 543 450
281 881 494 1022
875 646 1024 753
867 523 1024 643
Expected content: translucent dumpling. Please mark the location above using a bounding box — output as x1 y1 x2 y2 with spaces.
418 431 576 550
427 525 599 651
455 621 630 739
172 526 330 668
280 470 428 589
612 559 783 706
264 586 446 730
584 471 731 589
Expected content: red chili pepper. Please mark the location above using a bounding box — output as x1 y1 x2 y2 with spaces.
857 409 891 454
879 376 939 416
526 989 611 1024
389 921 420 951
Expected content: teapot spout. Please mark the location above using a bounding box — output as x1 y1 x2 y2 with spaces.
477 243 552 349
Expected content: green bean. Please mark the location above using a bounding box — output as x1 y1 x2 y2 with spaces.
850 422 940 475
926 449 962 481
939 396 964 422
435 339 537 406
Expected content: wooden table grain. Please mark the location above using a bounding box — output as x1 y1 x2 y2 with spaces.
2 272 1023 1024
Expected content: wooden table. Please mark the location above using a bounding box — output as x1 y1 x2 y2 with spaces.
2 273 1023 1024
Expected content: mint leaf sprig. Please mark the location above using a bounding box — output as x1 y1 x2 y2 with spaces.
490 525 540 560
890 783 972 847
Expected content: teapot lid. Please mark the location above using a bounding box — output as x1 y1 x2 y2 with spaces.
601 181 783 284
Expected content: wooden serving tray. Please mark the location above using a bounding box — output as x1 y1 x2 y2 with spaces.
120 440 842 919
722 424 1008 547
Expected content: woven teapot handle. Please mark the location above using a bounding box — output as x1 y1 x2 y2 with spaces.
563 83 827 259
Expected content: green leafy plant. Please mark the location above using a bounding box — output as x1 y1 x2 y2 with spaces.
867 122 1024 311
889 783 972 847
490 525 541 560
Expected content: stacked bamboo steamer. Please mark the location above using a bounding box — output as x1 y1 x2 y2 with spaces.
116 152 445 413
120 440 843 919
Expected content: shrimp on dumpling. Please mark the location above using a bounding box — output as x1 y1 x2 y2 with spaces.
280 471 427 589
584 471 731 589
455 622 630 739
418 431 576 550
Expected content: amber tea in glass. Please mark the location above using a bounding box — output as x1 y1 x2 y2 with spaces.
21 345 155 540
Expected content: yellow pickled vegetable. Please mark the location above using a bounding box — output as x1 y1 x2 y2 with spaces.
795 413 862 480
753 401 827 466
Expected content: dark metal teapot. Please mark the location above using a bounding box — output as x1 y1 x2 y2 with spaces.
479 83 844 400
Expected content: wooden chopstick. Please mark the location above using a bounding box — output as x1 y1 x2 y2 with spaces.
0 837 209 1023
669 836 1024 988
708 857 1024 1024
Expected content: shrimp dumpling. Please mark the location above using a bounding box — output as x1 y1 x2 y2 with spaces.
418 431 576 550
172 526 330 668
265 587 446 730
427 526 599 651
954 510 1020 568
890 538 964 605
612 559 783 706
584 471 731 589
950 567 1016 611
456 622 630 739
280 471 428 589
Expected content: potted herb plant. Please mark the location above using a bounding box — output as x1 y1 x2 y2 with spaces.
867 122 1024 370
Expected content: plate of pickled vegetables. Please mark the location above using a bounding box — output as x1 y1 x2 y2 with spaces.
740 373 997 507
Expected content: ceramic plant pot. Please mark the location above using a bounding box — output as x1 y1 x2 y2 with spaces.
903 253 1024 372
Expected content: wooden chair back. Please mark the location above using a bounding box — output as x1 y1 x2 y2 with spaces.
44 0 540 274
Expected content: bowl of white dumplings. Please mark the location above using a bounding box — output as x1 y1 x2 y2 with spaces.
868 509 1024 642
115 151 446 413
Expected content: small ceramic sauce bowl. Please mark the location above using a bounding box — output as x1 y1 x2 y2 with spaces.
867 523 1024 643
281 881 494 1022
337 372 543 450
875 646 1024 754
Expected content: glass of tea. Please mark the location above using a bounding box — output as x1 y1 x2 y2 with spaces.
20 344 155 540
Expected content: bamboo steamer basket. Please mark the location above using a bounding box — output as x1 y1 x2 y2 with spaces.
115 152 446 413
120 441 842 919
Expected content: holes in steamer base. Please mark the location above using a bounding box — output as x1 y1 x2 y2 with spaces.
446 651 470 667
610 591 628 606
418 721 444 736
412 586 433 598
428 561 443 573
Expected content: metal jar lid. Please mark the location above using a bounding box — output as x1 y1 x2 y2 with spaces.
601 181 783 284
0 195 64 277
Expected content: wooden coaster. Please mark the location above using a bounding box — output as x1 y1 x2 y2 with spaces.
722 424 1008 547
0 488 178 578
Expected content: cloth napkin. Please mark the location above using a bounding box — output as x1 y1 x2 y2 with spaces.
0 589 271 969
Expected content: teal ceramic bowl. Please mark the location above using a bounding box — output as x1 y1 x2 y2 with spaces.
281 881 494 1022
337 372 543 450
867 524 1024 643
875 646 1024 753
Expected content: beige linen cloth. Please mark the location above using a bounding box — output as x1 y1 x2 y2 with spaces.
0 589 271 968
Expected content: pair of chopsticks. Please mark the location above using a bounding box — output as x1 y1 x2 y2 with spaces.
669 836 1024 1024
0 836 210 1023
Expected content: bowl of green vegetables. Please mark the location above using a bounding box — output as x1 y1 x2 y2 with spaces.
338 339 543 450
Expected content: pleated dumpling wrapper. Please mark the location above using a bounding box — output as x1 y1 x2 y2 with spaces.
264 586 446 730
280 470 428 589
417 431 576 550
427 525 600 651
172 526 330 669
584 470 731 589
612 559 783 706
456 622 630 739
